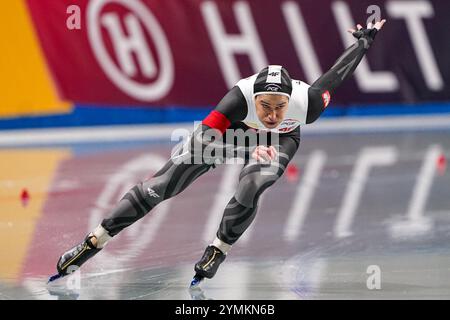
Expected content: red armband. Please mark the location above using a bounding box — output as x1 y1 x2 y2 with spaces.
202 110 231 134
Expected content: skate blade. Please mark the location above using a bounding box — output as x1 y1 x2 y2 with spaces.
47 273 62 284
189 275 204 288
188 285 208 300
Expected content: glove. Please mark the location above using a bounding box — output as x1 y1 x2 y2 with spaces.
352 27 378 45
348 19 386 46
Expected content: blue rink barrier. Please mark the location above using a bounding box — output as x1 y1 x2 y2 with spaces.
0 102 450 130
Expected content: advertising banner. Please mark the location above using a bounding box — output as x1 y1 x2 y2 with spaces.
26 0 450 107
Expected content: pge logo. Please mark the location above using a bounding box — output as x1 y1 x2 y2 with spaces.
87 0 174 101
265 84 281 92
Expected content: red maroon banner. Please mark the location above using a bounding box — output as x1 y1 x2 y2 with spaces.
26 0 450 107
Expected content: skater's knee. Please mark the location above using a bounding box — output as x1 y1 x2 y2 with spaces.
100 181 162 236
142 161 212 201
234 171 278 208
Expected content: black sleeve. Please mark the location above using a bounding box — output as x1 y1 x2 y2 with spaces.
306 37 373 124
186 86 248 164
214 85 248 123
279 125 301 149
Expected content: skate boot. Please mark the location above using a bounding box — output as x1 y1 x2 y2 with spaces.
190 245 226 287
48 234 101 283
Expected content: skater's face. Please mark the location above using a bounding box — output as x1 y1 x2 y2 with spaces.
254 94 289 129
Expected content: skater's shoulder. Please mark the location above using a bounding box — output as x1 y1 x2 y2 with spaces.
235 74 258 95
291 79 310 92
289 79 310 109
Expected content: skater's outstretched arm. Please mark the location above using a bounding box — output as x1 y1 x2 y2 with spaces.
306 19 386 124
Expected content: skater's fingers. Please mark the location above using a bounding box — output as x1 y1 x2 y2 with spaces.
265 148 274 159
252 147 267 161
251 149 259 161
357 24 363 30
347 28 356 34
252 145 276 162
374 19 386 30
257 149 272 162
252 153 264 162
257 147 272 161
268 146 278 159
252 145 266 155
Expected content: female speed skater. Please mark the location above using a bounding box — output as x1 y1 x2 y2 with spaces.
49 20 386 287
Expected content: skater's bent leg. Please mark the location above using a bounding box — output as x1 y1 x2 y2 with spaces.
192 131 300 281
215 168 272 247
216 136 299 247
56 125 224 277
192 141 297 280
100 157 213 238
216 197 258 246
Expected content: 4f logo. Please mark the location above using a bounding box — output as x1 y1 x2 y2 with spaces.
268 72 280 77
147 188 160 198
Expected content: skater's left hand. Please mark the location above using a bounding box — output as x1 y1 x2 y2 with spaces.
347 19 386 44
252 145 277 162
